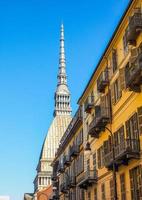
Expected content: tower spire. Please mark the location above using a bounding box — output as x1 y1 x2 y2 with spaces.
54 24 72 116
58 23 67 85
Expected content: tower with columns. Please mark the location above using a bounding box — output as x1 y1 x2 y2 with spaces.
33 24 72 193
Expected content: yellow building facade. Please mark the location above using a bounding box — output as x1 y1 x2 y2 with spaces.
52 0 142 199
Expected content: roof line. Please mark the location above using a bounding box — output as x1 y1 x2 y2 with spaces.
77 0 133 104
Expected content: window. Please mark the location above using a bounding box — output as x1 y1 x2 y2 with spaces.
97 146 104 169
112 49 118 73
125 113 139 140
123 34 128 55
114 126 125 147
88 192 91 200
93 152 97 172
76 152 84 175
114 79 120 102
111 78 121 105
70 190 76 200
129 165 142 200
137 106 142 135
94 188 97 200
101 183 106 200
120 173 126 200
87 159 90 172
39 177 41 185
77 129 83 146
86 121 89 132
77 188 85 200
110 179 114 200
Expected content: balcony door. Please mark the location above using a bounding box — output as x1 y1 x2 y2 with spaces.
130 166 142 200
125 113 139 150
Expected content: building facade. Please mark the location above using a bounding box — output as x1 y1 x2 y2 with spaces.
34 24 72 193
52 0 142 199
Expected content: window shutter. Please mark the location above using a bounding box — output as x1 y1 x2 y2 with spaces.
103 141 108 154
119 126 125 143
125 120 130 139
101 146 104 167
119 67 126 91
137 165 142 198
108 136 112 151
97 148 101 169
120 173 126 200
109 58 113 79
100 95 105 107
111 83 115 105
100 95 106 116
112 49 118 72
118 77 122 99
132 113 139 140
137 106 142 135
130 48 139 63
110 179 114 200
114 131 119 146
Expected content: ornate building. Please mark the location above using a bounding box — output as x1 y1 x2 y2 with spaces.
34 24 72 193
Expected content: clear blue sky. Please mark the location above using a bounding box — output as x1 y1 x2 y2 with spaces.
0 0 129 199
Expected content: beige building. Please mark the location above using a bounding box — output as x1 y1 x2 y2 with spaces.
34 24 72 193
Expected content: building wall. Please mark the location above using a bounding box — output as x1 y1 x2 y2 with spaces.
52 0 142 200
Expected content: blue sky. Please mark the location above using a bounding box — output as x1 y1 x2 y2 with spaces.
0 0 129 199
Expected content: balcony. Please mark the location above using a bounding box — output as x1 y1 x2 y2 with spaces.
70 144 79 158
60 183 68 194
77 170 97 189
104 139 140 170
63 155 71 167
97 69 109 93
84 96 95 113
88 106 110 138
125 12 142 45
69 176 76 188
125 49 142 92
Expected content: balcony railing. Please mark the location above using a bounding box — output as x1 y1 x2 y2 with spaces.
88 106 110 138
97 69 109 93
104 139 140 169
63 155 71 167
77 170 97 189
70 144 79 158
125 12 142 45
84 96 95 113
125 50 142 92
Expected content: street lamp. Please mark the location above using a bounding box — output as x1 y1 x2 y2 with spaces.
85 126 118 200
